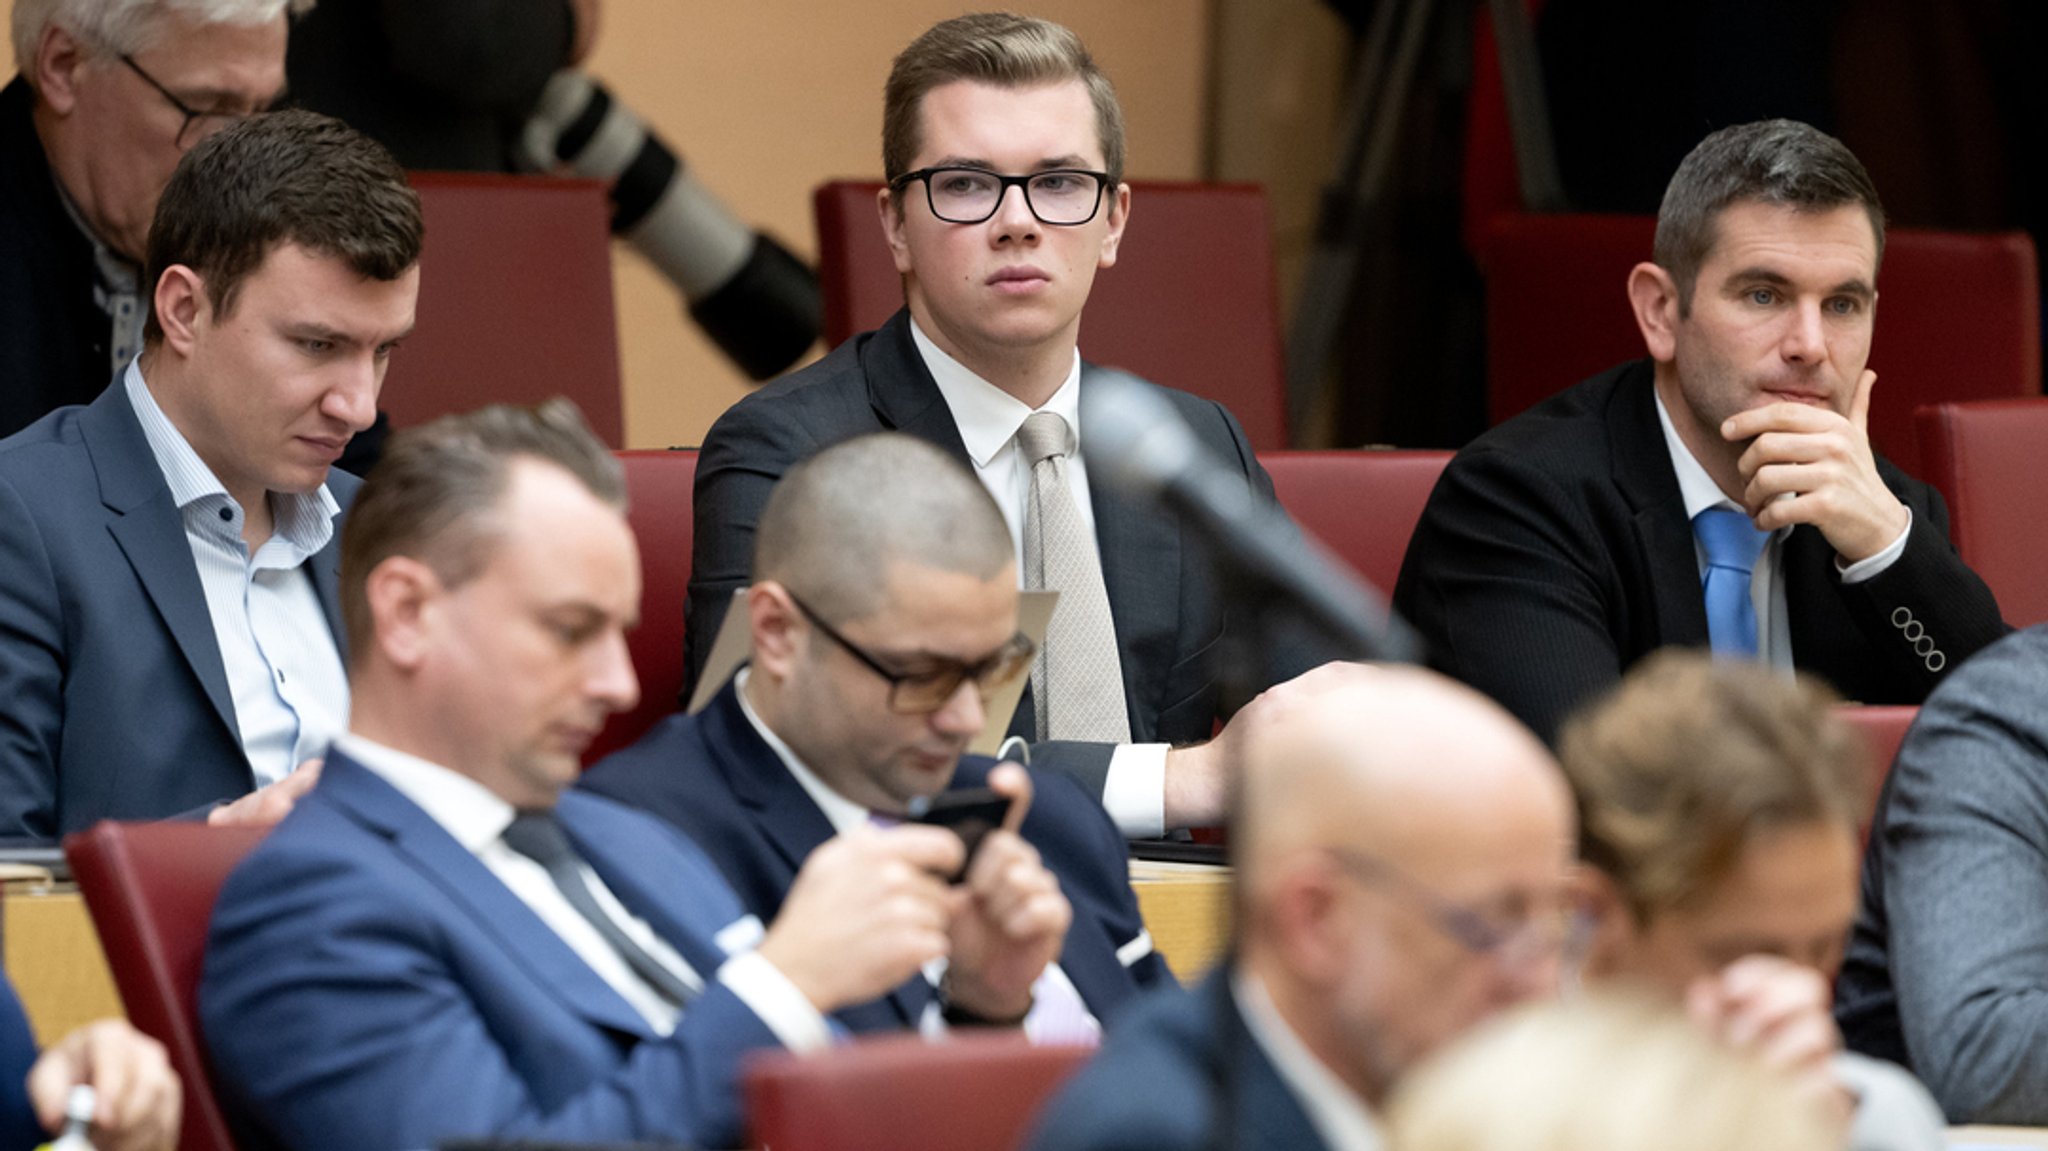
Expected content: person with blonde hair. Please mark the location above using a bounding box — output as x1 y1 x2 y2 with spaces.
1560 651 1941 1151
1384 992 1843 1151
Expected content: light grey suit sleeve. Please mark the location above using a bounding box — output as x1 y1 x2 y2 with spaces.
1880 627 2048 1123
1836 1052 1944 1151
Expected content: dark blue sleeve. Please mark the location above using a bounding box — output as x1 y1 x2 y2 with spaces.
0 976 44 1150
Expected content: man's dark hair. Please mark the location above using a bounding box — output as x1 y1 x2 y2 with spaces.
1653 119 1884 314
339 398 624 662
143 108 423 342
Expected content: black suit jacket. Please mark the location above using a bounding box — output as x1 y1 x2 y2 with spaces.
578 680 1172 1034
0 77 112 438
1394 360 2008 743
686 308 1312 799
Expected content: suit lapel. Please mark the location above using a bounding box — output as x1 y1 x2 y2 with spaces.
1606 367 1710 647
1204 970 1333 1151
80 387 242 740
563 808 734 984
320 753 656 1040
307 503 348 657
862 310 975 467
706 683 933 1026
1080 367 1171 740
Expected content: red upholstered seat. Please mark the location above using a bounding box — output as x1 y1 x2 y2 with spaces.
64 822 269 1151
1837 704 1917 847
587 449 699 763
1479 214 2040 478
815 179 1289 450
745 1032 1087 1151
380 172 624 445
1915 398 2048 629
1261 449 1451 597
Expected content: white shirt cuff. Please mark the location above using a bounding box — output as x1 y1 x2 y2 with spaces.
1102 743 1168 838
1836 508 1913 584
719 951 833 1053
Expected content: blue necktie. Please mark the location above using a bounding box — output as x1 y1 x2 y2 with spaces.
1694 507 1770 659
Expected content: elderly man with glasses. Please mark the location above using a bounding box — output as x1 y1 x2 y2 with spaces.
2 0 302 438
584 431 1171 1041
683 12 1321 841
1029 661 1581 1151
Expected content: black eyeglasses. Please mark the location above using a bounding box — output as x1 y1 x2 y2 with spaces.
120 54 261 148
891 166 1110 226
786 592 1037 714
1325 847 1590 971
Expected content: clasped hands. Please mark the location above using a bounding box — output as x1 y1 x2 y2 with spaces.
756 763 1070 1023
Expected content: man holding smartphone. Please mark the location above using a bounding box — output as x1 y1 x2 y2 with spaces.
583 432 1171 1040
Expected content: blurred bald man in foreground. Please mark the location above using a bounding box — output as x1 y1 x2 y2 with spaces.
1028 664 1579 1151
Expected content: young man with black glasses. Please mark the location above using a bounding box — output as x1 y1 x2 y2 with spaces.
686 12 1318 839
584 432 1170 1041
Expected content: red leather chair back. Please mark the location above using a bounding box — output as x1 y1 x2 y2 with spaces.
1836 704 1918 846
587 449 699 763
815 179 1290 450
64 822 269 1151
380 173 624 445
745 1033 1088 1151
1915 398 2048 628
1262 449 1452 596
1480 214 2041 478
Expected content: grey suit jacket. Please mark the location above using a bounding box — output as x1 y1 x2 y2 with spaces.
0 383 354 842
1838 625 2048 1123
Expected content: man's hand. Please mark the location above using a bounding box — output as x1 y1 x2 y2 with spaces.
1722 369 1910 564
207 758 323 829
942 765 1069 1022
1687 955 1854 1125
756 824 964 1013
1165 662 1370 830
27 1020 181 1151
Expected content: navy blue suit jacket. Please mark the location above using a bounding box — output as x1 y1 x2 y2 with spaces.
1026 968 1329 1151
579 680 1172 1032
0 383 355 842
684 309 1315 801
201 749 789 1151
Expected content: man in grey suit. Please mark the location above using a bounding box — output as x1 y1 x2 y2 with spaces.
0 109 421 841
686 12 1314 837
1837 625 2048 1124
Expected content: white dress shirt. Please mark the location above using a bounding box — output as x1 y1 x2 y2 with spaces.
1233 970 1384 1151
909 320 1168 837
1653 390 1909 671
338 732 830 1052
127 362 347 786
735 670 1101 1044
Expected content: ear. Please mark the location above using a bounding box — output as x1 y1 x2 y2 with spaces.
1262 854 1354 985
746 581 805 681
1569 863 1638 978
1627 261 1683 363
364 556 440 672
877 184 915 276
32 23 90 114
152 266 210 357
1097 181 1131 269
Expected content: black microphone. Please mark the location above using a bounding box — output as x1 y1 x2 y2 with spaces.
1081 371 1420 664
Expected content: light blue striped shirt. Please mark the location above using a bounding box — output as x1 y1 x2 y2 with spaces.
124 361 349 787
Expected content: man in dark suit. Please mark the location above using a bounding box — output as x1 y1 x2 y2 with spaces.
585 432 1171 1039
1028 663 1579 1150
1 0 292 436
0 108 422 842
1395 119 2006 744
202 402 1072 1151
687 13 1313 837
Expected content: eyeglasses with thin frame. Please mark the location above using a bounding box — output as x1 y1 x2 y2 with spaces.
785 591 1037 714
119 53 264 148
891 166 1110 227
1324 846 1591 972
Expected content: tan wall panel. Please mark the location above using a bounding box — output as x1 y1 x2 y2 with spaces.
4 0 1210 448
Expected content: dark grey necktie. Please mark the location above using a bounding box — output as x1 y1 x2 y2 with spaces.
501 811 699 1007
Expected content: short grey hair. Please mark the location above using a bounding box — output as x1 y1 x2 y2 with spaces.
13 0 313 78
1652 119 1885 314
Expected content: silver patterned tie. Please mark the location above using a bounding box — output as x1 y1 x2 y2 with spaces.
1017 411 1132 742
